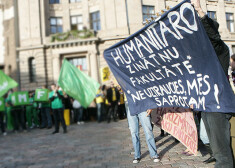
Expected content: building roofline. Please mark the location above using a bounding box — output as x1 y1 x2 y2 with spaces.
16 37 100 51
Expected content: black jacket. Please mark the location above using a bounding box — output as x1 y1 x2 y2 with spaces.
201 15 230 75
107 87 120 103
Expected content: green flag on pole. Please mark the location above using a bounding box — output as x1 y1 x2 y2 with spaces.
58 59 100 108
0 70 18 97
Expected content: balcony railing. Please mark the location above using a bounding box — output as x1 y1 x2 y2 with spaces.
50 29 95 42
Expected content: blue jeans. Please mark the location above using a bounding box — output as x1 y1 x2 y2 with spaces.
200 118 209 144
125 102 158 159
77 107 83 122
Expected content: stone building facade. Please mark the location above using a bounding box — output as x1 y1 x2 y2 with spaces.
1 0 235 90
0 0 18 81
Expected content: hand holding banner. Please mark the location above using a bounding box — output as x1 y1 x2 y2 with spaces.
151 107 198 155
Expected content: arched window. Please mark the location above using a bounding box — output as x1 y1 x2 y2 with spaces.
29 57 36 83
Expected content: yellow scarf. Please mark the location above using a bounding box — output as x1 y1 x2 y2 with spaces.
112 88 116 101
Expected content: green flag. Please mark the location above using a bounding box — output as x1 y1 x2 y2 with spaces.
58 59 100 108
0 70 18 97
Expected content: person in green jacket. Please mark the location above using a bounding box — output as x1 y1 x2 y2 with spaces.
26 91 39 129
5 90 13 131
49 84 67 134
26 91 34 128
6 89 26 132
40 85 52 129
32 93 40 128
0 96 7 136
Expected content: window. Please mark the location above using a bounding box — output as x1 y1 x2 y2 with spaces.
49 0 60 4
70 0 81 2
29 58 36 83
226 13 234 32
207 11 217 21
90 11 101 31
142 5 155 21
50 17 63 34
71 15 83 31
68 57 87 71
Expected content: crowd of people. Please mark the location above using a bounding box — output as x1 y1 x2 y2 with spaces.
0 83 127 135
123 0 234 167
0 0 234 167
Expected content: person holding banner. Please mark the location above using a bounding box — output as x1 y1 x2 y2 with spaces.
62 92 72 126
72 99 84 125
191 0 234 167
106 81 120 123
117 86 126 119
5 90 14 131
0 97 7 136
26 91 40 129
31 93 40 129
125 98 160 164
229 54 235 162
6 89 27 132
96 85 105 123
39 86 52 129
49 84 67 134
26 91 36 129
104 97 110 121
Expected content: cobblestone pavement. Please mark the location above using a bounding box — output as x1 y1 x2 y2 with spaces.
0 119 214 168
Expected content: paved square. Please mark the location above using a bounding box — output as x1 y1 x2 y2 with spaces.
0 119 214 168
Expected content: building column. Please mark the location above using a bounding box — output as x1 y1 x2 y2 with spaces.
19 51 29 90
217 0 230 37
62 0 70 32
100 0 106 31
35 49 47 87
82 0 89 29
52 55 60 84
89 51 99 82
40 0 47 43
127 0 142 34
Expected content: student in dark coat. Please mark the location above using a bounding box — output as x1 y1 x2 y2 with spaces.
191 1 233 167
106 81 120 123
